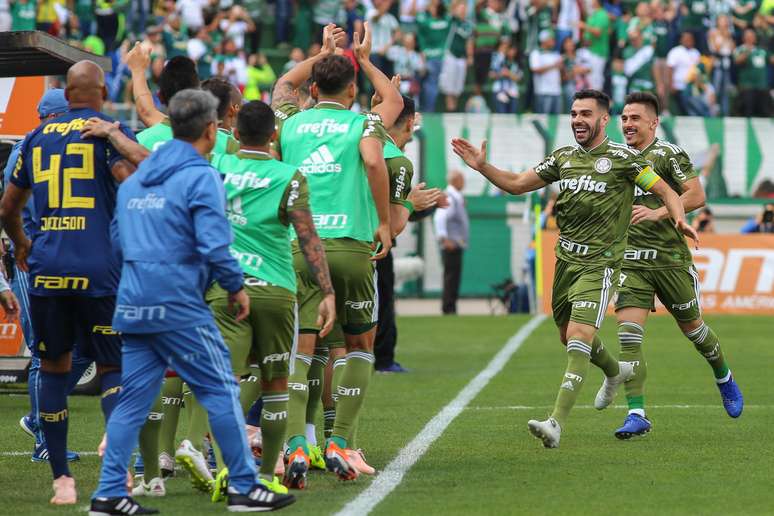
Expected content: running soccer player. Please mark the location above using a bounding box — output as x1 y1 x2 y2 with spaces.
207 99 337 497
90 89 294 515
451 89 699 448
0 60 147 504
273 23 402 485
600 91 743 439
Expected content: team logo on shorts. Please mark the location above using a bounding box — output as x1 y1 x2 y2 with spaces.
594 157 612 174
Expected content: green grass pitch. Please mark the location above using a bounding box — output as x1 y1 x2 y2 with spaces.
1 315 771 515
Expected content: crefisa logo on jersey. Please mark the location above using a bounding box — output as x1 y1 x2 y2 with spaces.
594 157 612 174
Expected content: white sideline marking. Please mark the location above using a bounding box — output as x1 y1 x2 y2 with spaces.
1 451 99 457
336 314 547 516
466 404 769 410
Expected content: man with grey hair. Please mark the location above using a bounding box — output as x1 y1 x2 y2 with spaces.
434 170 469 314
90 89 295 515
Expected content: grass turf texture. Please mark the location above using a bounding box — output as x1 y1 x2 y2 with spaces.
0 315 771 515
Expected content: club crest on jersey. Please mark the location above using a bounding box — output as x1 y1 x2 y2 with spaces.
594 157 612 174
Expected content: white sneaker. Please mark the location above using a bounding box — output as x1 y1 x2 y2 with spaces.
594 361 635 410
175 439 213 491
159 452 175 478
131 476 166 497
527 418 561 448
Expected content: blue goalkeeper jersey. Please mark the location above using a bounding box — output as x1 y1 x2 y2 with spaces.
10 107 135 297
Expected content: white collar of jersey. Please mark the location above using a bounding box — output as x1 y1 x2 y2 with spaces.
316 101 347 109
576 137 609 154
239 149 272 158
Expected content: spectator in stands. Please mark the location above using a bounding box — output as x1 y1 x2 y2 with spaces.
177 0 208 32
439 0 473 112
11 0 36 31
416 0 450 112
680 0 711 54
187 25 214 80
244 52 277 101
555 0 582 51
525 0 554 55
693 207 716 233
490 39 521 113
36 0 62 34
162 13 189 59
652 0 677 116
0 2 10 33
667 31 708 115
400 0 429 31
434 171 469 315
242 0 264 54
624 28 656 94
471 0 511 99
708 14 735 116
387 32 425 104
338 0 365 44
762 0 774 24
283 47 305 74
212 38 248 89
368 0 400 76
218 5 255 51
314 0 341 41
560 37 590 112
732 0 758 35
741 203 774 233
734 28 773 117
277 0 294 45
530 30 562 114
577 0 609 91
94 0 128 53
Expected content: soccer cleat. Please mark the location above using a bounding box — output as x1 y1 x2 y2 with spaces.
211 468 229 503
32 441 80 463
89 496 159 515
594 361 635 410
159 452 175 478
375 362 409 373
51 475 77 505
131 477 166 497
226 484 295 512
527 418 561 448
324 441 359 481
283 447 309 489
717 376 744 418
308 444 326 470
19 415 38 439
346 448 375 475
614 413 652 440
259 476 289 495
175 439 214 492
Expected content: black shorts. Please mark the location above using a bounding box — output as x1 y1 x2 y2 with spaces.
30 295 121 366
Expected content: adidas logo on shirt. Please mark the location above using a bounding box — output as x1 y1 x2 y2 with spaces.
299 145 342 174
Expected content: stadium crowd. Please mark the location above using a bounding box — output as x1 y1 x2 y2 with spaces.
1 0 773 116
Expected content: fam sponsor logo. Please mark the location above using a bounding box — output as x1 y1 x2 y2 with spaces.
559 236 589 256
34 275 89 290
558 175 608 194
337 385 361 396
345 300 373 310
231 249 264 269
263 410 288 421
224 171 272 190
127 193 166 211
289 382 308 391
263 352 290 364
115 304 166 321
624 248 658 261
313 213 348 229
671 298 697 311
572 300 598 310
296 119 350 137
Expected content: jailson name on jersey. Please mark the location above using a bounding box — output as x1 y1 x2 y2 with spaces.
296 119 350 137
558 175 608 194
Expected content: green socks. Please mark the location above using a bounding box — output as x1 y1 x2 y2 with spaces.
332 351 374 446
590 335 620 378
550 339 592 428
323 407 336 440
305 350 327 445
286 353 312 454
239 368 262 415
260 391 289 477
618 321 646 415
186 393 209 451
684 323 731 382
159 377 183 457
138 395 163 480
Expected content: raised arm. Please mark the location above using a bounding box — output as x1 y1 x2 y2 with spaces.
355 22 404 128
271 23 346 109
126 42 166 128
451 138 548 195
81 118 150 166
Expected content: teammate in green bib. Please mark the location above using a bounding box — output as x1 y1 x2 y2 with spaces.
205 100 336 498
452 89 698 448
271 22 404 487
605 92 743 440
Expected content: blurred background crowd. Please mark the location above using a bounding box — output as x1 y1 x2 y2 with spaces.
0 0 772 116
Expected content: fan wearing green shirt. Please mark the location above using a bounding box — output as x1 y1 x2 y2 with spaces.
577 0 609 91
734 28 774 117
452 89 698 448
206 100 336 499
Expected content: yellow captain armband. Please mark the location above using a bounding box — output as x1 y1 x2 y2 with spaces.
634 166 661 191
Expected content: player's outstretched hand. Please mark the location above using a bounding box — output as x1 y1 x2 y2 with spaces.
316 293 337 338
451 138 487 171
371 223 392 261
14 238 31 273
408 182 444 211
229 288 250 322
125 41 151 71
321 23 346 54
631 205 661 225
81 118 120 139
677 219 700 249
371 74 401 109
0 290 19 321
353 22 373 63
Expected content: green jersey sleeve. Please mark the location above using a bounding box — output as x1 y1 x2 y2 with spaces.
534 150 562 183
361 112 389 144
386 156 414 204
274 102 302 153
279 171 310 225
666 150 698 185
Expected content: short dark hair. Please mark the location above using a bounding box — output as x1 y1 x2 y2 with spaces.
236 100 275 146
572 89 610 112
169 89 218 141
158 56 200 105
201 77 233 120
624 91 660 115
311 55 355 96
395 95 415 126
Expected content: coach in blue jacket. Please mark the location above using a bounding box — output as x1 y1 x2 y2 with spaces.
91 89 294 514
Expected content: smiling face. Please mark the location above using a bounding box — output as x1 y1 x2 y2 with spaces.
621 102 658 150
570 98 609 148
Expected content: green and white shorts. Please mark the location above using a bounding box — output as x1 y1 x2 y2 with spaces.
615 265 702 322
552 259 620 329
